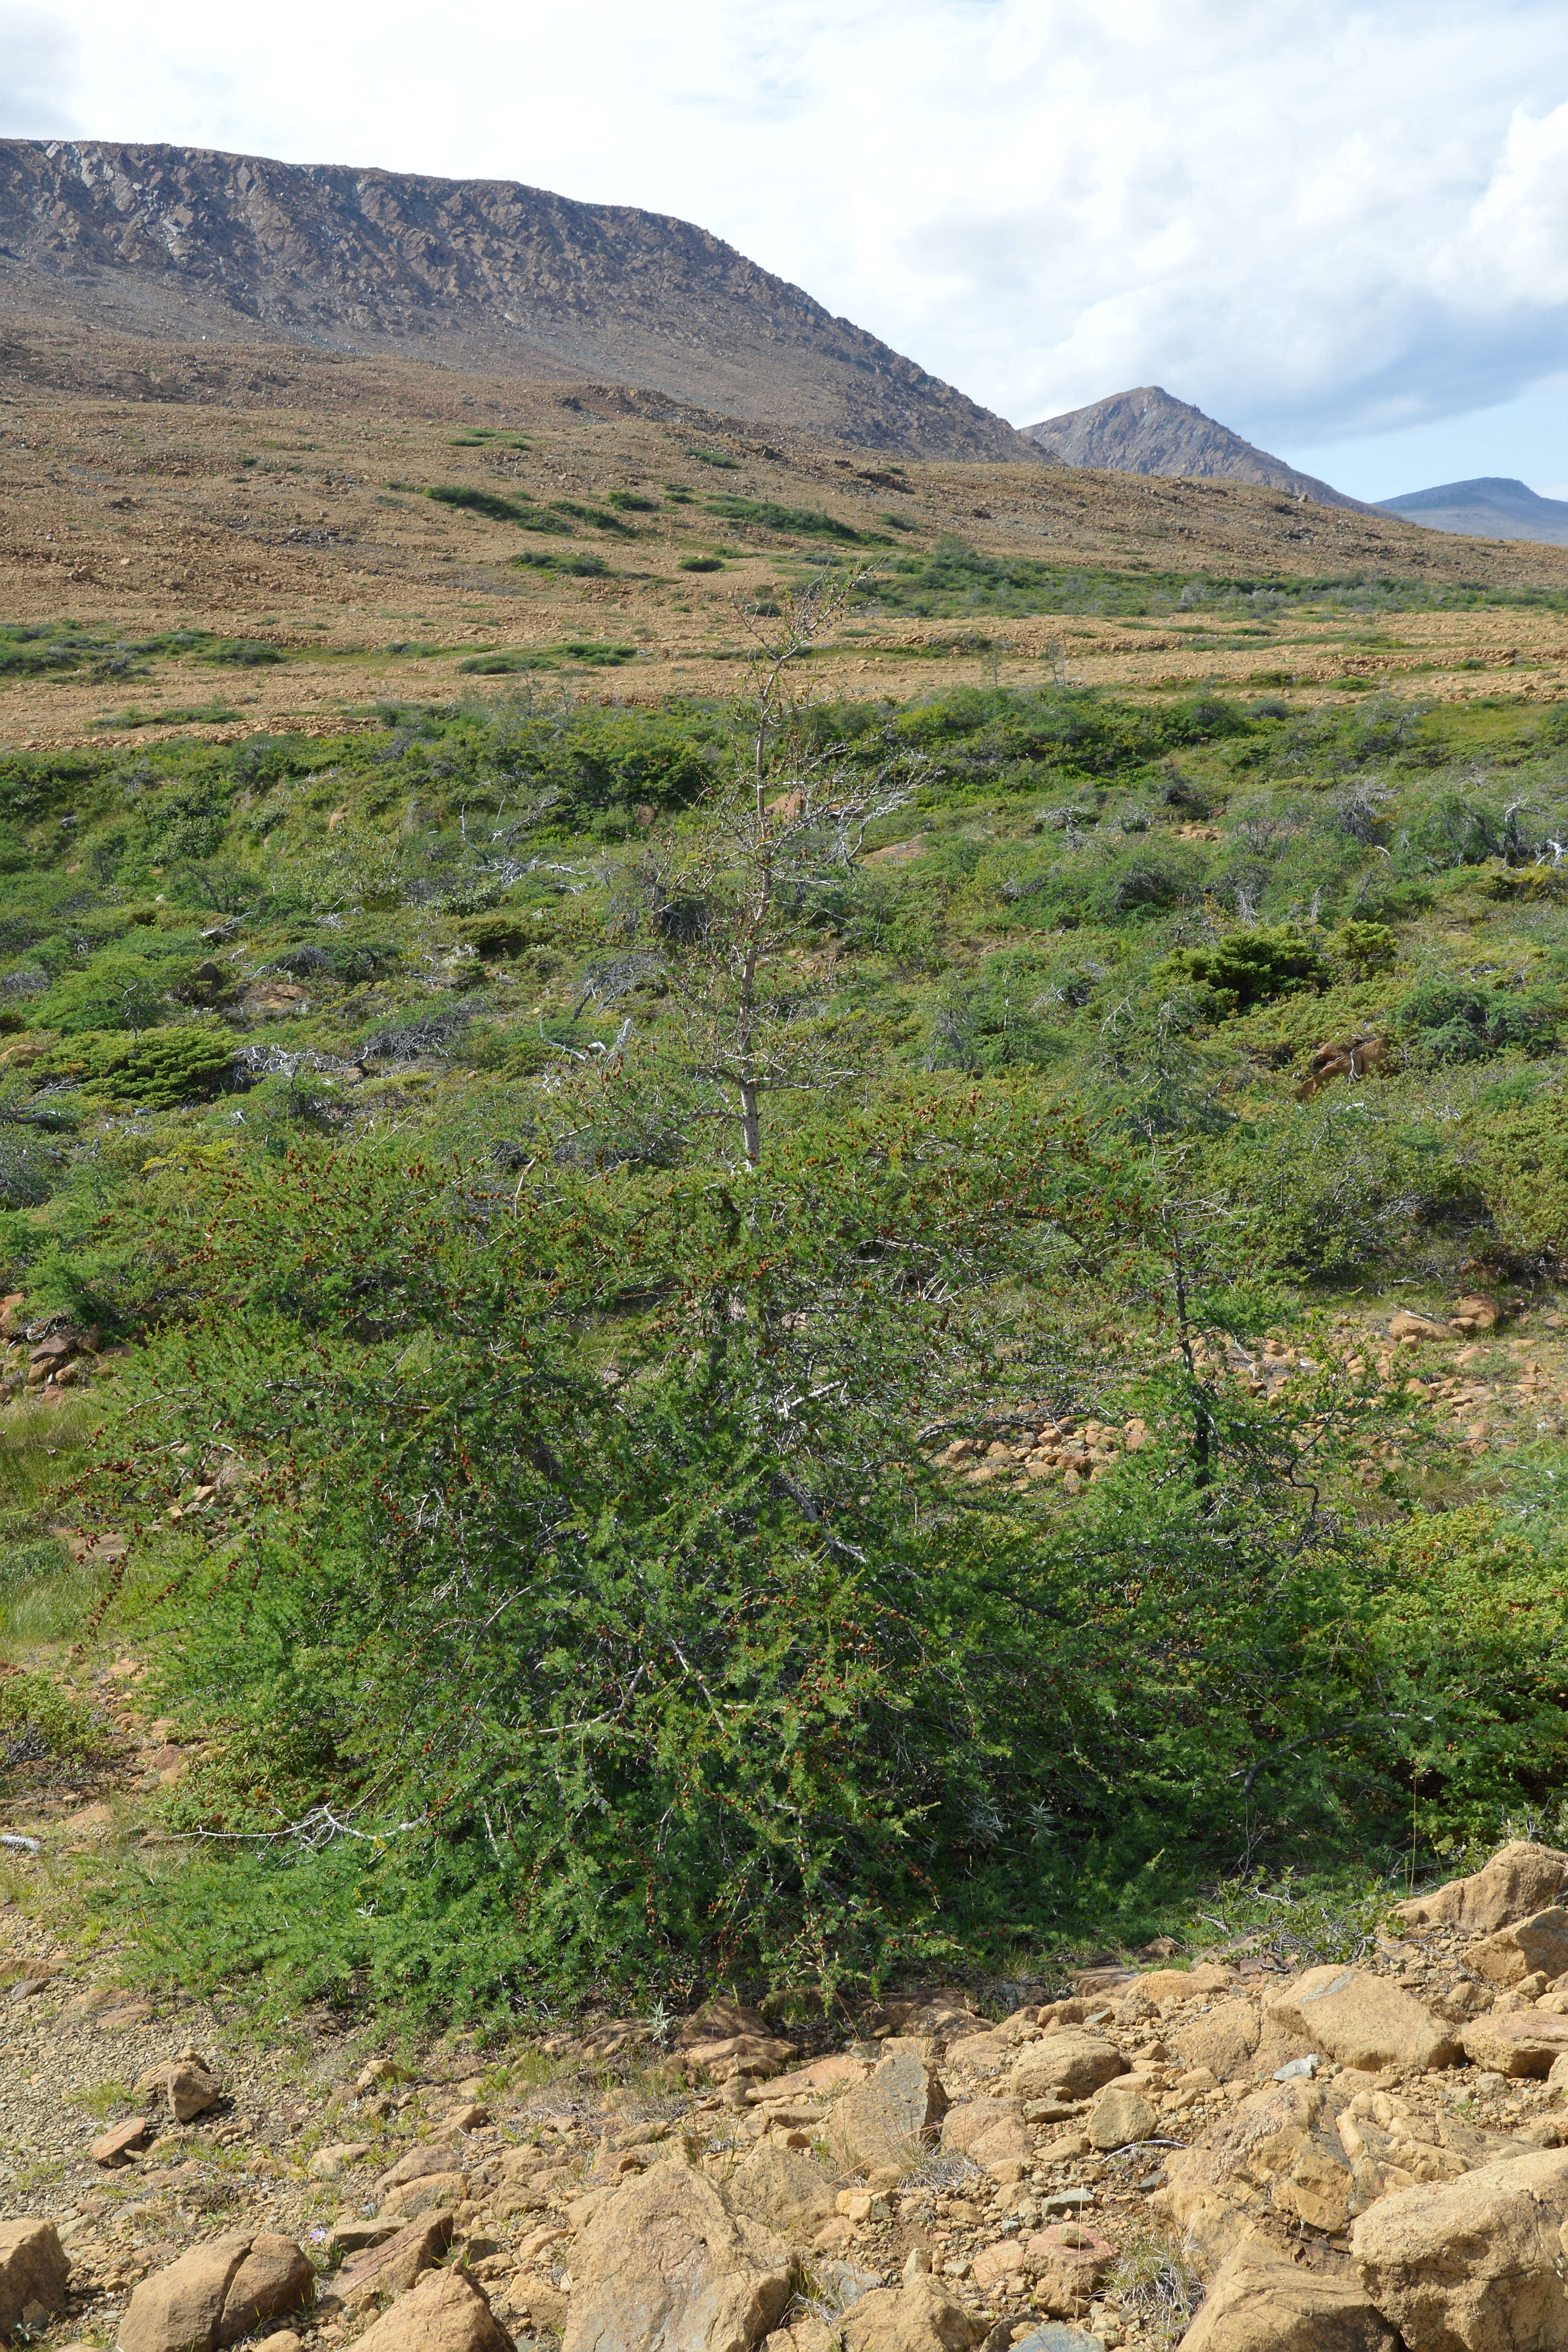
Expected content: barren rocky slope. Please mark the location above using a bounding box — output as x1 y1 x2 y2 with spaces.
4 327 1566 751
0 141 1034 462
5 1836 1568 2350
1026 387 1361 512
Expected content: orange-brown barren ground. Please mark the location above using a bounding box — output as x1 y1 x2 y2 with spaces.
4 328 1568 748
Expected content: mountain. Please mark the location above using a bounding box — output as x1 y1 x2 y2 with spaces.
1023 384 1363 510
0 139 1035 462
1374 478 1568 547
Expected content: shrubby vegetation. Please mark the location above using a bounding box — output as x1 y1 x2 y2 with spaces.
0 1664 106 1772
7 601 1568 2017
856 537 1568 620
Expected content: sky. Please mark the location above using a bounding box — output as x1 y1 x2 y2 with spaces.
2 0 1566 501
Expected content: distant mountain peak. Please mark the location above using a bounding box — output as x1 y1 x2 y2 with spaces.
1023 383 1362 510
1375 477 1568 545
0 138 1034 461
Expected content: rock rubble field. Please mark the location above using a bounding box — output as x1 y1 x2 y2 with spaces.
6 1840 1568 2351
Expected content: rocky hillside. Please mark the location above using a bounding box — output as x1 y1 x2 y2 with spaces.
1025 386 1361 510
4 1836 1568 2350
1377 477 1568 547
0 140 1036 463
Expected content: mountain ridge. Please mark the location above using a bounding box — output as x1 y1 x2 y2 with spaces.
0 138 1037 462
1375 477 1568 547
1024 383 1363 510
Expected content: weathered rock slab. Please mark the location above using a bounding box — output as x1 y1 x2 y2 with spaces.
1352 2145 1568 2352
217 2237 315 2344
380 2168 468 2220
839 2274 988 2352
132 2052 224 2124
972 2240 1029 2293
335 2212 455 2309
1180 2237 1400 2352
940 2099 1031 2173
1463 2008 1568 2078
1025 2222 1116 2317
1156 2077 1355 2262
378 2140 468 2193
1169 2001 1261 2084
1086 2084 1157 2151
1009 2033 1128 2105
562 2164 793 2352
1393 1840 1568 1935
1472 1907 1568 1988
0 2218 69 2338
1265 1966 1459 2073
1010 2332 1104 2352
1130 1965 1237 2008
728 2142 837 2240
350 2266 513 2352
825 2049 949 2174
90 2115 149 2167
117 2230 311 2352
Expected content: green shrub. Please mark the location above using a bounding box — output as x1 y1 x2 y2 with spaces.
550 709 723 814
1346 871 1435 923
42 954 178 1035
1396 976 1557 1064
0 625 106 679
704 497 865 544
207 640 283 667
1364 1508 1568 1832
460 642 634 675
266 936 400 983
1332 920 1398 976
1407 792 1522 869
1156 927 1328 1015
460 913 531 959
558 641 634 667
39 1027 235 1108
0 1669 106 1774
680 557 725 573
78 1088 1568 2017
550 502 636 537
1205 1093 1474 1274
17 680 1568 2014
607 492 658 512
508 548 602 572
0 1127 64 1210
80 1102 1144 2007
0 1540 89 1646
458 651 547 675
427 485 530 524
1472 1096 1568 1254
235 1070 346 1150
887 684 1238 790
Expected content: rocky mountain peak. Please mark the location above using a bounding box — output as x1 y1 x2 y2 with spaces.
0 139 1035 462
1025 383 1363 510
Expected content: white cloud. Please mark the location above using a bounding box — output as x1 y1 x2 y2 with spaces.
1435 100 1568 308
5 0 1568 476
0 6 76 135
